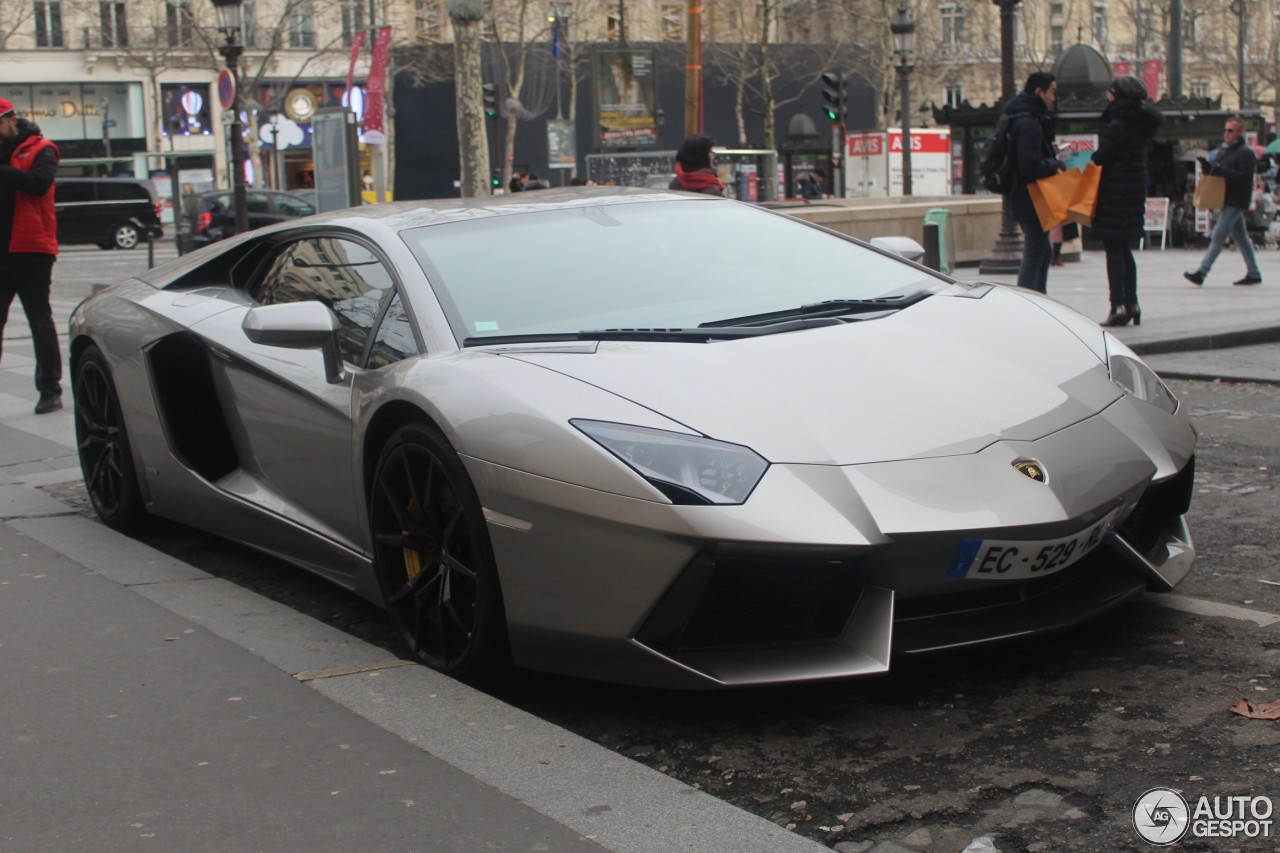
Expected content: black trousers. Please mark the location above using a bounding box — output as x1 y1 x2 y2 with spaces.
1101 238 1138 308
0 255 62 395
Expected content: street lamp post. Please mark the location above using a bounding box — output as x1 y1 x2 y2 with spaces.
979 0 1024 276
211 0 249 235
890 3 915 196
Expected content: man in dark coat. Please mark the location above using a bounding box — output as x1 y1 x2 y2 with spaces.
0 97 63 414
1185 116 1262 287
1005 71 1065 293
1092 75 1162 326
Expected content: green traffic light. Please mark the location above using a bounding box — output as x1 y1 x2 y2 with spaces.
824 107 838 122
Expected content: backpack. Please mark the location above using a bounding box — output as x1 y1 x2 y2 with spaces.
979 111 1030 194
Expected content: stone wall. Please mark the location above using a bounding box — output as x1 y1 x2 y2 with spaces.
782 197 1004 267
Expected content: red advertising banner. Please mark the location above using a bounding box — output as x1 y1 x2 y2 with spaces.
1143 59 1162 101
364 26 392 143
1113 61 1131 76
345 29 367 96
888 130 950 154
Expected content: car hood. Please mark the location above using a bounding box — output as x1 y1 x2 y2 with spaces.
499 286 1122 465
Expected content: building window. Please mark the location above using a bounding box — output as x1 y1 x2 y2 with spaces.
415 0 442 41
660 4 683 42
34 1 63 48
289 0 316 48
1092 4 1107 44
1135 7 1156 56
1184 10 1200 49
945 85 964 109
99 1 126 48
341 1 364 47
1190 79 1209 99
166 0 195 46
241 0 258 48
1013 7 1025 47
606 5 621 42
1050 23 1064 55
940 4 964 47
1050 2 1063 16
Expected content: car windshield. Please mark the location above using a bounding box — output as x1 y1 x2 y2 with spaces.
400 199 947 343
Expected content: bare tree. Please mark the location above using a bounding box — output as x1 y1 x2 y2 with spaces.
448 0 491 196
487 0 557 190
0 0 37 49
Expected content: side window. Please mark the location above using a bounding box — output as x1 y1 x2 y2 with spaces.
275 194 314 217
56 182 93 203
96 179 147 199
246 192 272 214
367 293 421 369
254 236 396 366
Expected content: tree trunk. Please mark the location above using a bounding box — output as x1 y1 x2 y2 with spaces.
452 15 491 197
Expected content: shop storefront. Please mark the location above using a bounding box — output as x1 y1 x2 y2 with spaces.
2 81 146 174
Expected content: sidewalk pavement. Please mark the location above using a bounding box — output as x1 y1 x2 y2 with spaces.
1 244 1278 851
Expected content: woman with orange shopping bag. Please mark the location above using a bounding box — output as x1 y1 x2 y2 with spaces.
1090 75 1162 326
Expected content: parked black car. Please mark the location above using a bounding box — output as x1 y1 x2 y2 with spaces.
180 189 315 252
55 177 164 250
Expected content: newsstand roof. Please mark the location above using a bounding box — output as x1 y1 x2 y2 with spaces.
1052 43 1112 99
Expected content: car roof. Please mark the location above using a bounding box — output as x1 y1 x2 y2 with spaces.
294 187 719 232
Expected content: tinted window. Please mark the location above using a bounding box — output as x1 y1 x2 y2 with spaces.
97 181 149 201
246 193 272 214
367 293 420 369
56 182 94 203
255 237 397 365
274 194 314 217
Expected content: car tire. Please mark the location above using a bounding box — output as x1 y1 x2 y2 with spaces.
73 344 149 533
370 423 509 682
111 222 141 250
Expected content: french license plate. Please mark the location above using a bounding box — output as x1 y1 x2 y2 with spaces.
946 505 1125 581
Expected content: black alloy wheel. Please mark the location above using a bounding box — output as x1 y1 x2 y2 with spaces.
370 424 507 680
73 345 147 532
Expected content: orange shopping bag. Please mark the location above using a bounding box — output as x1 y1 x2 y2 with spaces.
1028 169 1081 232
1067 162 1101 227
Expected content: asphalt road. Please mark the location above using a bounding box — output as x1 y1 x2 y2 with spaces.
41 243 1280 850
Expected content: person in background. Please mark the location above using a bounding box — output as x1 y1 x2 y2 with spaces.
508 169 527 193
1091 75 1162 326
0 97 63 414
797 167 827 201
668 135 725 196
522 172 549 190
1184 116 1262 287
1005 71 1065 293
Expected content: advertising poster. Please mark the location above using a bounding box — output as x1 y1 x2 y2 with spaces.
547 119 576 169
887 129 951 196
1057 133 1098 171
593 48 658 148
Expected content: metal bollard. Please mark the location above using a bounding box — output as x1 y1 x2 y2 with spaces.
922 222 941 271
147 234 156 269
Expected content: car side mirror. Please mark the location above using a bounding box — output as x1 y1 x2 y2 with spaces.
242 301 344 384
869 236 926 263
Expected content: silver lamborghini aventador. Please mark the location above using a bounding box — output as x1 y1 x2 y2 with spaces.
69 188 1197 689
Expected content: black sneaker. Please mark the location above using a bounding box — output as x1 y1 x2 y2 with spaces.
1183 270 1206 286
34 392 62 415
1233 275 1262 286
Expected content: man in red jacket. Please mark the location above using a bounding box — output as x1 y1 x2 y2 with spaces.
0 97 62 414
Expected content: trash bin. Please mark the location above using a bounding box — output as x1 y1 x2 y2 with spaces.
924 208 955 274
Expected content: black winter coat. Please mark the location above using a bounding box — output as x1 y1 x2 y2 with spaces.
1090 97 1162 241
1005 91 1062 225
1207 137 1258 210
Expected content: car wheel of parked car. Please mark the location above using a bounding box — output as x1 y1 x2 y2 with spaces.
73 345 149 533
111 222 141 250
370 423 508 681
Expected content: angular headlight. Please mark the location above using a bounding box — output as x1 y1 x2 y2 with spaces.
1104 332 1178 414
571 420 769 505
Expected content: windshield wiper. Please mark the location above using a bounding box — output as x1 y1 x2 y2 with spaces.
462 317 844 347
699 288 935 328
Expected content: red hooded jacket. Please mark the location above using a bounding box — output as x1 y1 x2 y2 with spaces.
5 133 60 256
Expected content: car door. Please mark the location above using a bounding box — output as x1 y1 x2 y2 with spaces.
245 191 276 230
189 233 400 550
54 180 97 245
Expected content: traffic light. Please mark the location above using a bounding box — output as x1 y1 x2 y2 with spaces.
821 71 844 123
482 83 498 118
